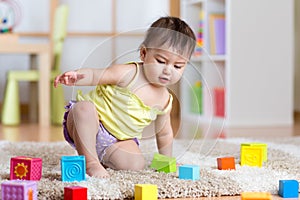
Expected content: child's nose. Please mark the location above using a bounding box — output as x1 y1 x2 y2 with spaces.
163 64 172 74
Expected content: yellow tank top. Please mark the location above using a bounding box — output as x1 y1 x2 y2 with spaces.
76 62 173 140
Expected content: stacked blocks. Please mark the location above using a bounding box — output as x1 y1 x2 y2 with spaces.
278 180 299 198
10 156 42 180
61 155 86 182
217 157 235 170
240 143 267 167
1 180 37 200
241 192 272 200
64 186 88 200
134 184 157 200
178 165 200 180
150 153 176 173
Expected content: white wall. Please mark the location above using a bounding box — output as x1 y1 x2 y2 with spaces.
227 0 294 126
295 0 300 112
0 0 169 103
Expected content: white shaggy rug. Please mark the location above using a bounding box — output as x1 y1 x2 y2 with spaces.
0 137 300 199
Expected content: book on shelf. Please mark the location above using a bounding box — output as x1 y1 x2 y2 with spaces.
190 81 203 114
214 87 225 117
209 13 226 55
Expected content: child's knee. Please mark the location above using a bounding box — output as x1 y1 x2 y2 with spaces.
72 101 97 117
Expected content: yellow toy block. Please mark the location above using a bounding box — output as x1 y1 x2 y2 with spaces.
241 192 272 200
240 146 263 167
242 143 267 161
135 184 158 200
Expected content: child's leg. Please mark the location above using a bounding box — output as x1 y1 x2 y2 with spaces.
66 101 109 178
103 140 145 171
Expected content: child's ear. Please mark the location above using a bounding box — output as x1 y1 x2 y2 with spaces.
140 46 147 61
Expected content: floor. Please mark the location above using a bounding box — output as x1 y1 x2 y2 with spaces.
0 114 299 200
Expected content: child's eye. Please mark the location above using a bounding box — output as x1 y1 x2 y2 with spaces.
156 59 165 64
174 65 183 69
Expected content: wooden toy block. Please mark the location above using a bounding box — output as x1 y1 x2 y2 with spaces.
10 156 42 180
1 180 37 200
150 153 176 173
64 186 88 200
61 155 86 182
134 184 157 200
240 146 263 167
217 157 236 170
241 143 267 161
178 165 200 180
241 192 272 200
278 180 299 198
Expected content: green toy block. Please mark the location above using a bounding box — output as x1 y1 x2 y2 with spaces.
241 143 267 162
150 153 176 173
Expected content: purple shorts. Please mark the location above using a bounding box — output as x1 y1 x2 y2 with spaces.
63 101 139 163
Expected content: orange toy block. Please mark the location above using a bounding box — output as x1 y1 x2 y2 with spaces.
241 192 272 200
217 157 235 170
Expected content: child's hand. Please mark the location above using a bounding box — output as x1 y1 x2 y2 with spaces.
53 71 85 87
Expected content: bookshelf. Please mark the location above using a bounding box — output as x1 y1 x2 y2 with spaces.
180 0 226 134
179 0 294 134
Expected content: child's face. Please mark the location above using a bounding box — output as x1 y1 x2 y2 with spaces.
141 48 188 87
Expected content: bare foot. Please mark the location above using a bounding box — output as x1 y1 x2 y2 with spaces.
86 161 110 178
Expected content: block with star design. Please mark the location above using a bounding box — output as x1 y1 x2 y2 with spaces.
10 156 42 180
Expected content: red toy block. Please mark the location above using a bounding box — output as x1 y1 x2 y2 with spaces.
217 157 235 170
64 186 87 200
10 156 42 180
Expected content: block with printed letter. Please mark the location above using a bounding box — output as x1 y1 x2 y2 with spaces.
241 192 272 200
64 186 88 200
278 179 299 198
134 184 157 200
217 157 236 170
150 153 176 173
61 155 86 182
178 164 200 180
1 180 37 200
10 156 42 180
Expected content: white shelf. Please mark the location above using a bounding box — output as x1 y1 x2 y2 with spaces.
181 0 294 128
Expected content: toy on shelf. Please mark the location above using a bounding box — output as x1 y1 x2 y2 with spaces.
217 157 235 170
278 180 299 198
178 164 200 181
150 153 176 173
61 155 86 182
64 186 88 200
0 0 22 33
134 184 157 200
10 156 42 180
1 180 37 200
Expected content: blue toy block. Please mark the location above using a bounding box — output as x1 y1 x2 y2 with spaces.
61 155 86 182
278 180 299 198
178 165 200 181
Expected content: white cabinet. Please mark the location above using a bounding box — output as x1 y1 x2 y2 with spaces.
180 0 294 133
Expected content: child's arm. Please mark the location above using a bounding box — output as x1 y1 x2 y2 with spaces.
54 64 135 87
155 110 174 157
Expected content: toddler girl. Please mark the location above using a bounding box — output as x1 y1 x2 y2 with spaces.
54 16 196 178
